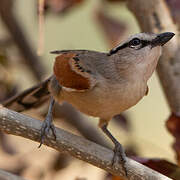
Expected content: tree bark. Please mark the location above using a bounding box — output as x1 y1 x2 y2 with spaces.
0 106 172 180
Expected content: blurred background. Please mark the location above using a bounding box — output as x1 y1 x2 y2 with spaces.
0 0 179 179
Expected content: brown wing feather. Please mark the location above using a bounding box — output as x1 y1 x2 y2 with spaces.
53 53 96 91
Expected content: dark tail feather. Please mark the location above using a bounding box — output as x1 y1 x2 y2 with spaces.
1 76 52 112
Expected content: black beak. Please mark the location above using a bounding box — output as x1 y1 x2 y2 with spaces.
152 32 175 47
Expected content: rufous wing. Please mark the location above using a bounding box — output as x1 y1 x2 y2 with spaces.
53 53 96 92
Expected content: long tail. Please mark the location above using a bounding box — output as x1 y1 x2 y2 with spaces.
1 76 52 112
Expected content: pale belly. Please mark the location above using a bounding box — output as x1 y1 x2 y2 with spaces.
57 82 147 120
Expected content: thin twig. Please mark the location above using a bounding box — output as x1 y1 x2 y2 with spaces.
0 107 172 180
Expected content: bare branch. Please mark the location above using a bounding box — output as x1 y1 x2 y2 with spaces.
0 168 26 180
0 107 172 180
127 0 180 114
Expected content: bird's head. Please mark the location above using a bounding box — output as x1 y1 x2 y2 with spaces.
109 32 175 55
109 32 175 81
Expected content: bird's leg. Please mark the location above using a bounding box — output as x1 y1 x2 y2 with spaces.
101 123 127 175
39 97 56 148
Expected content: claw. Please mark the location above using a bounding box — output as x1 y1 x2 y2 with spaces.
112 142 127 176
51 124 56 140
38 118 56 148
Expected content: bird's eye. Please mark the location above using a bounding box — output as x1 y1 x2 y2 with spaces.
129 38 141 47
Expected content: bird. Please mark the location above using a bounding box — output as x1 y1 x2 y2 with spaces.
2 32 175 175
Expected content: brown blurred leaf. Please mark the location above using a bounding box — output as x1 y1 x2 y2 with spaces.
44 0 84 14
94 7 127 48
166 113 180 164
165 0 180 26
125 145 138 157
132 157 180 179
51 154 70 172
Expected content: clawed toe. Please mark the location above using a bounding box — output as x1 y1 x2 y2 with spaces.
38 118 56 148
112 142 127 176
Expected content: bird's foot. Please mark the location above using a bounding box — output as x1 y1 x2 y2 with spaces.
38 116 56 148
112 142 127 177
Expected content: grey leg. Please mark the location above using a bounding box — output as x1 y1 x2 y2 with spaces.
101 123 127 176
39 97 56 148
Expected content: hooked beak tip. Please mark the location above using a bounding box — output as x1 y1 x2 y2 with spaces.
155 32 175 46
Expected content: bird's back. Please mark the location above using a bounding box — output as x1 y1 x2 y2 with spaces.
51 50 119 82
